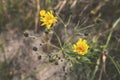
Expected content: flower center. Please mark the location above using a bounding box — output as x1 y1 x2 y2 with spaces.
77 46 85 52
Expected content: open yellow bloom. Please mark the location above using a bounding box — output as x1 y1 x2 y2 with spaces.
40 10 57 29
73 38 89 55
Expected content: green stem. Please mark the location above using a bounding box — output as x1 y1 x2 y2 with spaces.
108 55 120 74
90 57 100 80
53 31 63 50
104 17 120 49
78 24 96 31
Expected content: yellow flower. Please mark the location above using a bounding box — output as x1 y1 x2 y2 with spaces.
73 38 89 55
40 10 57 29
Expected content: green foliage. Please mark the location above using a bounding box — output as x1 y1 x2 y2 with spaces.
0 0 120 80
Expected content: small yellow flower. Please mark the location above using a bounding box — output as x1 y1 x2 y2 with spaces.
40 10 57 29
73 38 89 55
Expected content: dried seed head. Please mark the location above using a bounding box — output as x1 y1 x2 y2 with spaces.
23 32 29 37
33 47 38 51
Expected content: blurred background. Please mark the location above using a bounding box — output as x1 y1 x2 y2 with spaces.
0 0 120 80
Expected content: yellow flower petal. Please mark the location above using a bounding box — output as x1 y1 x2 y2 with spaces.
40 10 46 16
